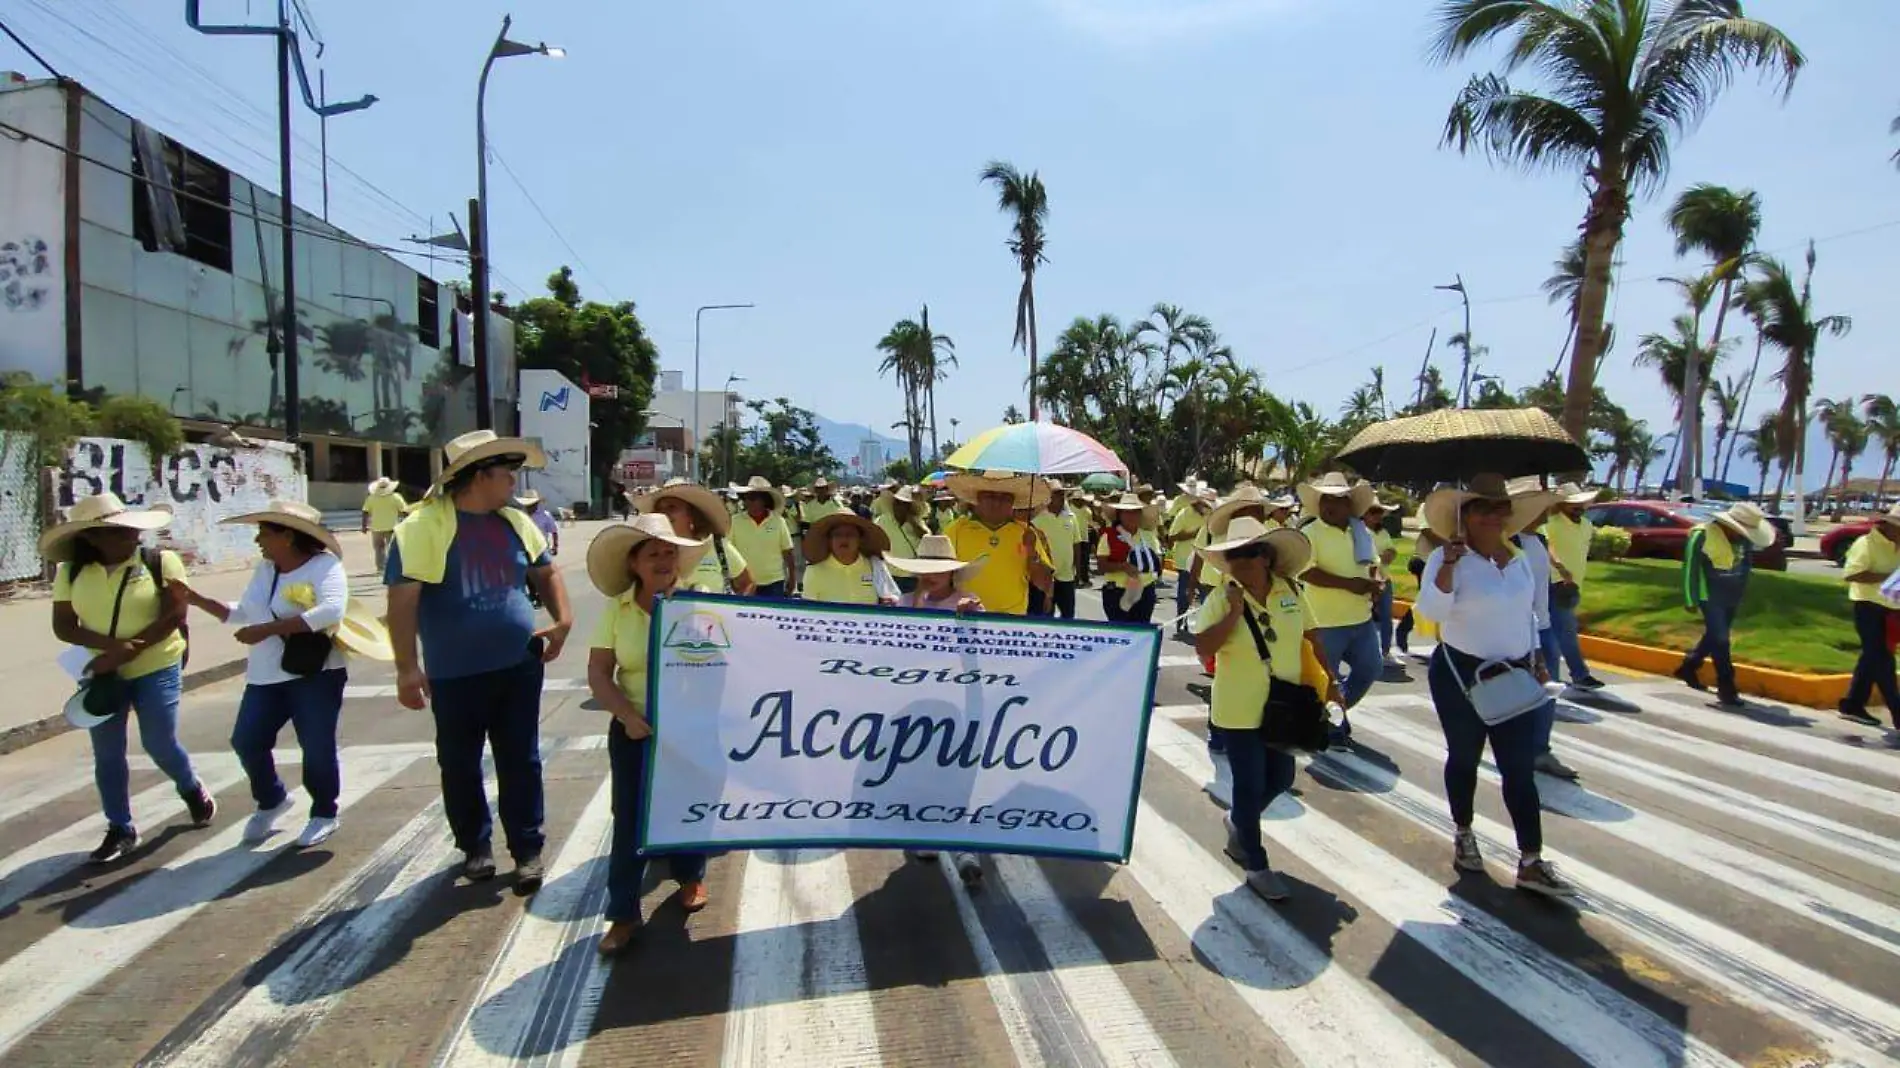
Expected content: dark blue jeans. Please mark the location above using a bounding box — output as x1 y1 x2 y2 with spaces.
429 657 547 861
1213 725 1296 872
1546 595 1591 683
1429 646 1544 854
89 663 199 832
607 718 707 923
1843 601 1899 717
232 668 346 818
754 580 788 599
1175 567 1194 617
1316 621 1382 713
1684 600 1740 696
1102 581 1158 624
1373 583 1395 655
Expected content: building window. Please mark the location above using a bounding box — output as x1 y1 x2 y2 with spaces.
132 134 233 273
327 443 370 482
416 276 441 349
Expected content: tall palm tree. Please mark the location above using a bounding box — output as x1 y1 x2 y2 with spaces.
1740 242 1852 528
1667 183 1761 489
1133 303 1212 482
980 161 1050 422
1542 236 1589 375
916 305 956 462
1632 427 1667 494
1634 312 1719 483
1738 413 1780 499
1863 394 1900 508
1707 373 1744 488
1433 0 1803 446
876 318 931 470
1815 397 1868 513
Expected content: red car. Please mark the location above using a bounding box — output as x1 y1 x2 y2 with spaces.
1821 521 1875 566
1583 501 1789 571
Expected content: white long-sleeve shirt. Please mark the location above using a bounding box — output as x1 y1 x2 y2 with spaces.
1416 545 1540 662
224 552 349 685
1513 531 1553 630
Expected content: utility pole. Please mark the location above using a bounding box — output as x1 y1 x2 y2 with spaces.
275 0 300 441
1436 275 1472 407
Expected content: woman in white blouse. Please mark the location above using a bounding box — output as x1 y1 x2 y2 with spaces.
189 501 351 848
1415 475 1574 898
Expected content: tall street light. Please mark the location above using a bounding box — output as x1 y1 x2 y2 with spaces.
1435 275 1472 407
722 373 747 486
473 14 562 431
693 303 754 482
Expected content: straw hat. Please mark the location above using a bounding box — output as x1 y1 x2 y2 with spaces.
1712 502 1776 550
1200 516 1313 578
514 490 543 507
1421 473 1551 541
881 533 986 581
810 477 834 492
220 499 342 556
38 493 174 563
635 481 731 537
586 515 711 597
1297 472 1376 518
736 475 786 512
1550 481 1600 505
436 430 547 489
1105 491 1147 512
803 512 890 565
367 476 399 496
334 601 394 661
946 469 1053 509
1878 502 1900 533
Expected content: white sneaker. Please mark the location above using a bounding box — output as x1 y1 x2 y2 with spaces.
244 798 296 842
295 817 338 849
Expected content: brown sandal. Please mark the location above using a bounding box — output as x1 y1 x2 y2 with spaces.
678 881 710 913
598 919 642 957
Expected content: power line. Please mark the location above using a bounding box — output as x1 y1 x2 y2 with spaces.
486 141 616 301
0 13 61 77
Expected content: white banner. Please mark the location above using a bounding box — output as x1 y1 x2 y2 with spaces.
641 594 1162 861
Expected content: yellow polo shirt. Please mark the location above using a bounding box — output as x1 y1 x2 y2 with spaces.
803 556 879 605
1167 508 1205 570
875 514 927 564
1191 579 1316 729
1032 509 1081 583
1547 512 1592 585
53 552 189 680
1301 521 1372 629
799 499 849 526
362 492 407 533
684 540 749 593
729 512 794 585
945 517 1048 616
1845 528 1900 606
590 591 650 707
1372 528 1396 576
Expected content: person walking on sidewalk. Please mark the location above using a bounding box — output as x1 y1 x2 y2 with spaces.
1676 503 1775 710
1296 473 1385 746
1507 481 1579 781
515 490 561 557
1416 475 1576 898
189 501 367 849
1165 483 1214 637
1838 504 1900 728
729 477 798 598
361 477 409 573
1364 501 1401 667
585 515 714 956
639 479 754 595
386 431 573 891
1543 484 1608 690
43 493 215 863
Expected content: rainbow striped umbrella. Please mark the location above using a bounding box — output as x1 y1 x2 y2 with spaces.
943 421 1127 476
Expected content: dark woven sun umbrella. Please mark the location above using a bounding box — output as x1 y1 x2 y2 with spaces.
1334 407 1589 483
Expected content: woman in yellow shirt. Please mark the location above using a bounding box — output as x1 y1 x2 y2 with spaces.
1191 517 1338 902
874 487 931 595
42 493 216 864
638 480 754 596
801 513 898 605
585 514 713 956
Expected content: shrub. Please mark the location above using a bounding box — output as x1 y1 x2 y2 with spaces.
0 372 96 466
95 394 184 463
1590 525 1632 561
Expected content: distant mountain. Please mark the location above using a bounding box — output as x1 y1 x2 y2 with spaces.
810 413 909 477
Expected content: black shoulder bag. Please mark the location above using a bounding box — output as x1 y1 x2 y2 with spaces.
78 564 139 721
269 567 336 676
710 534 735 594
1238 597 1331 752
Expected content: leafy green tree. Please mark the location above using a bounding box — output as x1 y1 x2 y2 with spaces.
980 161 1050 421
511 267 660 489
1433 0 1802 445
883 458 919 485
876 310 954 471
711 398 840 487
1002 404 1027 425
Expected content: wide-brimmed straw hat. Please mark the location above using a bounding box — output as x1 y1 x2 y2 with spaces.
1105 491 1148 513
946 469 1053 509
1878 503 1900 531
1550 481 1600 505
39 493 174 563
1712 502 1776 550
1206 485 1271 538
1422 473 1550 541
803 512 890 564
514 489 543 507
220 499 342 556
1297 472 1376 518
586 515 711 597
367 477 399 496
809 477 834 492
882 533 986 582
436 430 547 489
1200 516 1312 578
735 475 786 512
334 601 395 661
635 481 730 537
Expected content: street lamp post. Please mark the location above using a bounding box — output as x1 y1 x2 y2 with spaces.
692 303 754 482
1436 275 1472 407
473 14 562 432
721 373 747 486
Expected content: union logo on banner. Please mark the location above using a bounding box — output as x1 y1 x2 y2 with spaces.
663 611 732 664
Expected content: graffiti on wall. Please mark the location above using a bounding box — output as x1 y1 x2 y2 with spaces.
57 438 307 566
0 236 52 312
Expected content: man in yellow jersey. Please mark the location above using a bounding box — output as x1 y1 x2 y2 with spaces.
361 477 409 572
1839 504 1900 727
1031 482 1082 618
1544 483 1606 690
943 470 1053 616
1296 473 1383 745
799 477 849 527
730 476 798 598
874 486 930 594
1165 484 1214 637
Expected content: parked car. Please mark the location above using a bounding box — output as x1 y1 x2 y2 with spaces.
1583 500 1789 571
1820 521 1874 566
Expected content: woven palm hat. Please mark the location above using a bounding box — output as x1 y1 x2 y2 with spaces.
38 493 174 563
1200 516 1313 578
882 533 986 581
1297 472 1376 518
586 515 711 597
1422 473 1551 541
946 469 1053 509
1712 502 1776 550
435 430 547 490
219 499 342 556
803 511 891 565
635 481 731 537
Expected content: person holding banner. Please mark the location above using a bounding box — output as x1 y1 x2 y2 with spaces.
639 480 755 596
585 514 715 956
1097 492 1164 624
802 513 901 605
1192 518 1337 902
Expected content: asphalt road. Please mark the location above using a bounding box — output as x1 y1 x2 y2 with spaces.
0 549 1895 1068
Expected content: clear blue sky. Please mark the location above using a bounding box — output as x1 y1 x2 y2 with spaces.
6 0 1895 471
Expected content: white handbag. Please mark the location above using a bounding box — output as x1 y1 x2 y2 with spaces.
1449 652 1547 726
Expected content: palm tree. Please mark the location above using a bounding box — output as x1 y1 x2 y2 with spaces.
1667 183 1761 488
1339 385 1383 429
1634 311 1718 484
1738 413 1780 499
916 305 956 462
1631 427 1667 495
1863 394 1900 508
1740 242 1852 529
1707 373 1744 488
1133 303 1213 483
1433 0 1803 446
1542 236 1589 375
1265 399 1333 488
876 318 930 470
1815 397 1868 513
980 161 1050 422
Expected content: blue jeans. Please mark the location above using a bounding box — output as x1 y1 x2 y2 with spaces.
1546 595 1591 683
754 580 788 599
1429 646 1545 853
1213 725 1296 872
1102 582 1158 624
89 663 199 832
1373 584 1395 655
1316 621 1383 714
1175 568 1193 617
607 719 707 923
232 668 346 818
1684 601 1740 696
1843 601 1899 717
429 658 547 861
